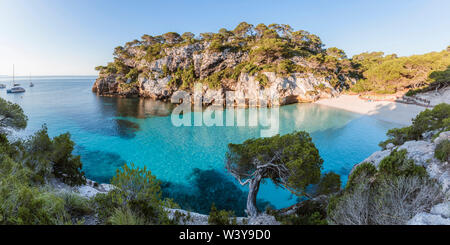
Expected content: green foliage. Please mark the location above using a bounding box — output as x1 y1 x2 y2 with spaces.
346 162 377 189
19 126 86 186
208 203 237 225
93 163 174 225
317 172 341 195
162 64 170 77
351 49 450 94
328 149 437 225
380 103 450 148
435 140 450 162
226 131 323 196
0 155 73 225
60 192 94 218
52 133 85 186
125 68 139 82
96 22 356 92
255 73 269 87
378 149 427 178
0 97 28 131
0 103 90 225
168 66 196 89
109 207 146 225
276 200 328 225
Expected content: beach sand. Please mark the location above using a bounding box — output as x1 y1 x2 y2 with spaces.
315 95 427 126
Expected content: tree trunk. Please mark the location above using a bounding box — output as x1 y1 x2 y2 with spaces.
246 174 262 217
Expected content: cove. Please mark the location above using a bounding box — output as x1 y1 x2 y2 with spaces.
0 76 401 215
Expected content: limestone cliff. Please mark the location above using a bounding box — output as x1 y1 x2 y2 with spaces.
351 131 450 225
93 23 358 107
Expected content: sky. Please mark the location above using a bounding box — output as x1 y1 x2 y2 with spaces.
0 0 449 76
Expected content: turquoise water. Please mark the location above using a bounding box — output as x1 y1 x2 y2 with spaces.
0 76 400 215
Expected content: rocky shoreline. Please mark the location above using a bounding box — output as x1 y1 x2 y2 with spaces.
93 41 354 107
351 131 450 225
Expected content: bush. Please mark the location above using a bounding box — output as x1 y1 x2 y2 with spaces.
346 162 377 189
378 149 427 178
109 207 145 225
94 163 173 225
317 172 341 195
52 133 86 186
276 200 328 225
208 203 237 225
327 150 440 225
380 103 450 148
435 140 450 162
255 73 269 87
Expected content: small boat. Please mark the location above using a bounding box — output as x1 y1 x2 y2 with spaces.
7 65 26 93
29 74 34 87
0 84 6 89
7 86 26 93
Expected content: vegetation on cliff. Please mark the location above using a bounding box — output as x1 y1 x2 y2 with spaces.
1 95 447 225
379 103 450 149
225 131 340 217
0 98 88 224
327 104 449 225
351 47 450 94
95 22 449 98
327 150 442 225
94 22 358 94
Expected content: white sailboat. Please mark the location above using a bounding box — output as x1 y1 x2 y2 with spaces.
29 73 34 87
7 65 26 93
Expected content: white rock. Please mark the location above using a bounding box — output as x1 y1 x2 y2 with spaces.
434 131 450 145
407 212 450 225
386 143 395 150
397 140 435 167
430 202 450 218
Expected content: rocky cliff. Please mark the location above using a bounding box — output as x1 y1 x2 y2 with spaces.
351 131 450 225
93 23 358 107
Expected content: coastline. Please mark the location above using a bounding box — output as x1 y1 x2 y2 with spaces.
315 94 428 126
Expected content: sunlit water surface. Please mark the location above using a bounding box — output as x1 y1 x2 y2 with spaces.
0 76 400 215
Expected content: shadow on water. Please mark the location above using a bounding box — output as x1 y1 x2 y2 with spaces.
76 146 127 183
161 168 273 216
80 96 175 139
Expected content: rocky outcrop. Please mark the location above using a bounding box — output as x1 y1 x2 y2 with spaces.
166 208 280 225
93 43 349 107
407 202 450 225
50 178 115 199
351 131 450 225
53 177 279 225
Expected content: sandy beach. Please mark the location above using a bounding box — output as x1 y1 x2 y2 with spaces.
315 88 450 126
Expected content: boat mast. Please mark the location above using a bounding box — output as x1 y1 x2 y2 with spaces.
13 64 14 85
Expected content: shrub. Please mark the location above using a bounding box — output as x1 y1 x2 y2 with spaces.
94 163 173 225
328 150 440 225
208 203 237 225
346 162 377 189
380 103 450 148
277 200 328 225
435 140 450 162
52 133 86 186
255 73 269 87
317 172 341 195
378 149 427 178
109 207 145 225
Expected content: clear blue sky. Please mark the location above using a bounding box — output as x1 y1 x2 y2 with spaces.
1 0 449 76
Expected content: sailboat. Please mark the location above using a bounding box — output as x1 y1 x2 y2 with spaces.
29 74 34 87
7 65 26 93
